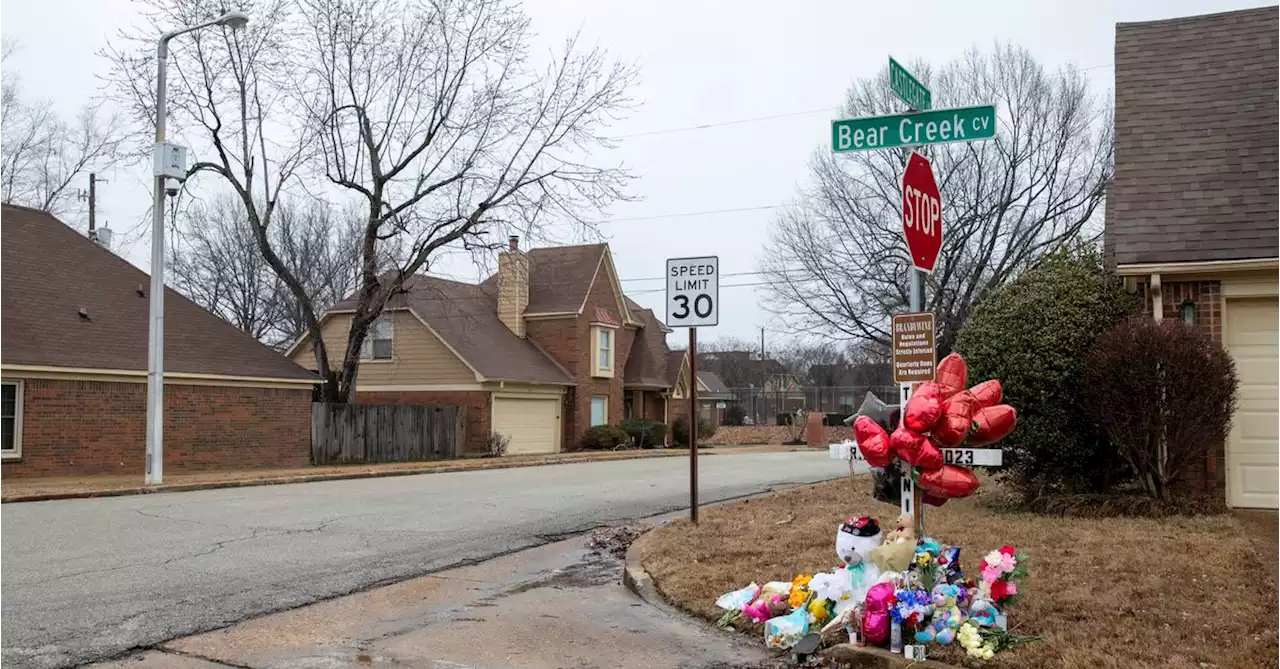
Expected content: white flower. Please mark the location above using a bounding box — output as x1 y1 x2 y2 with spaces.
809 571 852 603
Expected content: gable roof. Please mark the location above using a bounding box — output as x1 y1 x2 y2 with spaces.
525 243 608 314
622 302 671 388
666 350 688 387
1107 6 1279 266
698 371 732 398
328 275 573 385
0 204 314 381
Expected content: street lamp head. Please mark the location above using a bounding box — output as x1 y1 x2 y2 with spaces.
216 10 250 30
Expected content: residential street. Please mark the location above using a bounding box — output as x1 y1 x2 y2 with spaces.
2 450 846 669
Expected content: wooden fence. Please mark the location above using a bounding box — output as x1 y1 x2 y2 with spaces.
311 403 464 465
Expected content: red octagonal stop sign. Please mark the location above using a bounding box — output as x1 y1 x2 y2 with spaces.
901 151 942 273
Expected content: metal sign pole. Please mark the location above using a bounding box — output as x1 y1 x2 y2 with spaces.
689 326 699 524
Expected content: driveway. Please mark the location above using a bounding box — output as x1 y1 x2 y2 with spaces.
2 450 846 669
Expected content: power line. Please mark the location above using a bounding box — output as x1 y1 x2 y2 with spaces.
616 107 840 139
627 281 775 296
596 204 787 224
619 268 805 283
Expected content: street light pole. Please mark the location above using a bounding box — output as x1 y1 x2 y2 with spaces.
145 10 249 485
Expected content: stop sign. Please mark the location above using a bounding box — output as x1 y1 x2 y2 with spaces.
901 151 942 273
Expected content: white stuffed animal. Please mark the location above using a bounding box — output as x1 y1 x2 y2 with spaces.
835 516 883 602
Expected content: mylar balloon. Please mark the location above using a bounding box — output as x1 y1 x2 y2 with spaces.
918 465 981 499
862 582 895 645
903 382 944 433
922 492 949 507
889 426 943 470
853 416 893 468
969 380 1003 409
969 404 1017 446
935 353 969 399
932 390 978 448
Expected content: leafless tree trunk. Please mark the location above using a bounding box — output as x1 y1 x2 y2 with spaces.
761 44 1113 355
1 42 124 216
104 0 635 402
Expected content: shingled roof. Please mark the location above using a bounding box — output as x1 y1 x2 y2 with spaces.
525 243 608 314
622 298 671 388
328 275 573 385
1 204 315 381
1106 6 1279 266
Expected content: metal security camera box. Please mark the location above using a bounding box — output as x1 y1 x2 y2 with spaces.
153 141 188 181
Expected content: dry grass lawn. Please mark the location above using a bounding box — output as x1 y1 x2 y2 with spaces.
641 476 1277 669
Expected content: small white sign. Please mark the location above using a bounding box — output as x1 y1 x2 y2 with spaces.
666 256 719 328
829 441 1002 468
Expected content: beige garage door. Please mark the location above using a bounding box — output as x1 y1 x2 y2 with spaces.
1226 297 1279 509
492 397 560 455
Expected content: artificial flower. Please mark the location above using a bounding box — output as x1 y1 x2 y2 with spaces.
999 545 1016 557
990 579 1009 601
809 571 852 604
788 574 812 609
807 597 831 624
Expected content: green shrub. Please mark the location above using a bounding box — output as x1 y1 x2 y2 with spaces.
954 247 1140 495
671 415 716 446
619 419 667 449
579 425 631 450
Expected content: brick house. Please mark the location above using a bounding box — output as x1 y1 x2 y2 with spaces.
0 204 316 478
1106 6 1279 508
289 238 692 454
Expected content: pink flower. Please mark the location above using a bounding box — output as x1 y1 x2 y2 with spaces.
999 552 1017 573
1005 582 1018 596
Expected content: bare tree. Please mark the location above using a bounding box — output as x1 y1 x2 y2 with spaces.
104 0 635 402
761 44 1113 355
1 42 124 215
168 193 361 348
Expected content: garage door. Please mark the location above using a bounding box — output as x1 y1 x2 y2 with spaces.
492 397 560 455
1226 297 1279 509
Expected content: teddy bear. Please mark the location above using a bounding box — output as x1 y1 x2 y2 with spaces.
835 516 883 601
915 583 966 645
869 513 917 574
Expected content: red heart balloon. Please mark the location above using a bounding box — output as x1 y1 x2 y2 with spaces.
890 426 943 470
936 353 969 399
969 380 1003 409
970 405 1017 446
933 390 977 448
918 465 981 499
922 492 949 507
853 416 893 468
903 382 944 433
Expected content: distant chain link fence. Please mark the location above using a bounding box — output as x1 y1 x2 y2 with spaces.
725 385 899 426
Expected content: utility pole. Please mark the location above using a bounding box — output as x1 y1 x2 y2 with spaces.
79 173 107 237
760 327 766 423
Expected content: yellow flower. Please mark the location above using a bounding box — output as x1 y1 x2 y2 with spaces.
788 588 809 609
792 573 812 589
807 598 830 624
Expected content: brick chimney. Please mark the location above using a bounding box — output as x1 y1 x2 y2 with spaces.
497 235 529 337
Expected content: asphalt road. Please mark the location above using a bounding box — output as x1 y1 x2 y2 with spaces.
3 450 846 669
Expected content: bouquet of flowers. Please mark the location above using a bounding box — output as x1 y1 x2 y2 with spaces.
978 545 1029 609
890 588 933 638
787 573 812 609
958 622 1041 660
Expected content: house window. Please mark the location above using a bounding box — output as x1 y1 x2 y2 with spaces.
590 325 615 377
2 380 23 459
591 395 609 426
361 315 394 361
1180 300 1196 326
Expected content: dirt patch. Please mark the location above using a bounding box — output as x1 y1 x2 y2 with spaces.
587 525 648 559
641 477 1278 669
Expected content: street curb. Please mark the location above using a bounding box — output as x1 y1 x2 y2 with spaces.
1 449 707 504
622 531 695 621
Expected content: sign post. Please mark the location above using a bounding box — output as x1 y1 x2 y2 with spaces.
666 256 720 524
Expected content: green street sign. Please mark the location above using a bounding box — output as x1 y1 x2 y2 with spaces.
889 57 931 111
831 105 996 153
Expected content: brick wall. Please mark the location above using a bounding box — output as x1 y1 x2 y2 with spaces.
524 266 636 451
355 390 490 455
1132 277 1227 493
1 379 311 479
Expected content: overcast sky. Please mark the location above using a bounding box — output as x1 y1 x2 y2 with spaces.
2 0 1274 350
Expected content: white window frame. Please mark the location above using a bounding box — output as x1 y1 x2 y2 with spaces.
590 395 609 427
361 314 394 362
2 379 24 460
590 324 616 377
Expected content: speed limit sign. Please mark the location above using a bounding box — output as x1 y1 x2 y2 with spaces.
666 256 719 327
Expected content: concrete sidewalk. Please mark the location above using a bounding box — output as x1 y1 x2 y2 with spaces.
0 445 803 503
